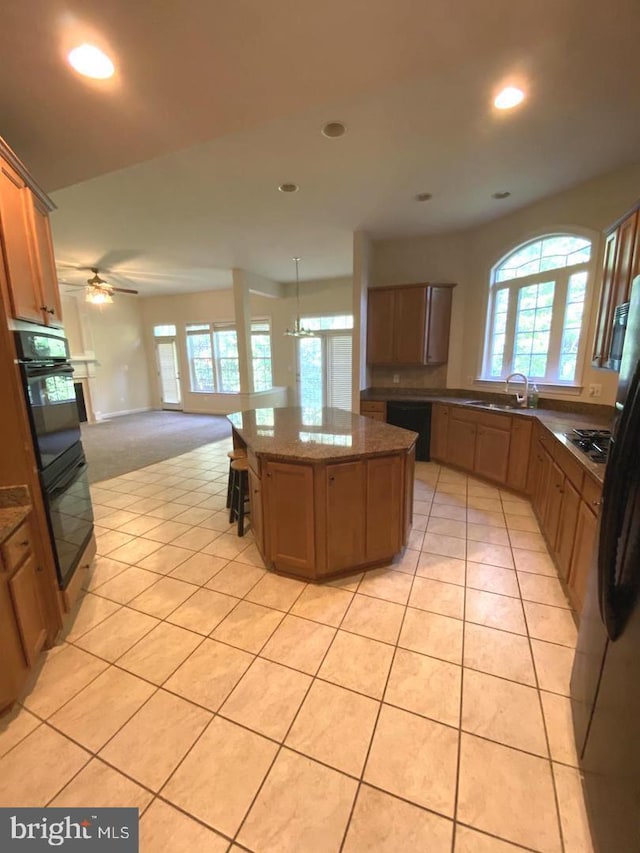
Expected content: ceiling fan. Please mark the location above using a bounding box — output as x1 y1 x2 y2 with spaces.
83 269 138 304
58 266 139 305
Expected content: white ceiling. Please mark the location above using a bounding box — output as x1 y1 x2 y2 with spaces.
3 0 640 295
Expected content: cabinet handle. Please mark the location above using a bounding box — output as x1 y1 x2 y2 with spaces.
18 539 29 547
40 305 55 315
592 499 602 506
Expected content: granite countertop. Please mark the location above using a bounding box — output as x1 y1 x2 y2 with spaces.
362 388 612 484
0 485 31 544
228 406 418 461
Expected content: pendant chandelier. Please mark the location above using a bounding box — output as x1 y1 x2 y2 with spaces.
284 257 315 337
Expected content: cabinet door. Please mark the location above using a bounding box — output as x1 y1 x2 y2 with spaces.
393 286 427 364
592 230 618 366
366 455 403 561
631 214 640 283
0 578 29 712
264 462 315 576
507 418 532 491
568 502 598 614
613 211 638 306
366 289 395 365
430 404 449 460
544 461 565 549
326 461 366 572
447 416 476 471
403 445 415 542
474 424 510 484
0 165 42 324
8 555 47 667
248 468 264 558
555 477 580 580
532 443 552 519
425 286 453 365
28 198 62 327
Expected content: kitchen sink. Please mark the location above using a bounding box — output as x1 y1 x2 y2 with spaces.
463 400 524 411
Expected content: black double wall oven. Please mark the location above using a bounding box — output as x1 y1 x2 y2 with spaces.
15 325 94 590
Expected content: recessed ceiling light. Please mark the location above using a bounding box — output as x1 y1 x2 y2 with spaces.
278 183 299 193
322 121 346 139
68 44 114 79
494 86 525 110
492 191 512 199
414 192 433 202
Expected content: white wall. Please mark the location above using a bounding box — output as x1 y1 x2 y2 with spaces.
371 163 640 405
62 292 151 419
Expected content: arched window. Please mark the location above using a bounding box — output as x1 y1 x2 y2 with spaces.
483 234 593 384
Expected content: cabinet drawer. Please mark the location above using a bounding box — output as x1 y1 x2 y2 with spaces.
582 475 603 512
452 407 479 423
475 410 511 431
363 411 387 422
361 401 386 414
553 444 584 492
1 520 32 573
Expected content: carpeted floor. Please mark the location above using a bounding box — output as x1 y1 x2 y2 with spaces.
81 410 231 482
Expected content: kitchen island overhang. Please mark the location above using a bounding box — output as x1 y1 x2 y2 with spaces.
227 407 418 582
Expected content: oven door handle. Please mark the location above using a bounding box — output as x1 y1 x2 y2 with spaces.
48 461 88 497
22 363 75 378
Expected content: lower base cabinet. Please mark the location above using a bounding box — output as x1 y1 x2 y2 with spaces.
568 501 598 612
260 449 414 580
1 515 47 712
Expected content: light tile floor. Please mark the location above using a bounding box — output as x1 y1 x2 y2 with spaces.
0 441 595 852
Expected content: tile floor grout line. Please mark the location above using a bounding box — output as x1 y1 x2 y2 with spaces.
336 498 442 853
229 581 359 848
515 564 569 853
152 571 313 846
448 470 468 853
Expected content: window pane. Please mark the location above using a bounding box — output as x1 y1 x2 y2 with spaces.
559 355 577 380
492 333 505 355
186 323 210 332
218 358 240 392
299 338 323 407
153 324 176 337
187 333 214 392
516 310 535 332
490 354 503 376
519 287 538 310
302 315 354 330
496 235 591 282
514 354 531 374
532 331 550 354
534 307 552 331
530 354 547 377
568 272 587 302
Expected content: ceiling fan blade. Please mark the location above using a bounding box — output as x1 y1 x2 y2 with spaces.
111 286 139 295
93 249 143 270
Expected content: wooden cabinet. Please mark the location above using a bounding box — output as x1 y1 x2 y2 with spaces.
507 418 532 491
555 477 580 581
258 448 413 580
263 461 316 576
430 404 449 461
367 283 455 366
0 153 61 327
326 461 366 573
593 206 639 368
447 411 477 470
544 460 565 549
366 455 403 561
1 516 47 710
475 418 511 484
568 501 598 613
248 467 264 556
360 401 387 422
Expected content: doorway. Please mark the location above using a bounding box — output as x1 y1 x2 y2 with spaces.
297 328 352 410
155 337 182 410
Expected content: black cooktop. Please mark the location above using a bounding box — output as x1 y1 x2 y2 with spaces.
567 428 611 464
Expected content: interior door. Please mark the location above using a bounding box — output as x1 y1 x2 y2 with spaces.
155 338 182 410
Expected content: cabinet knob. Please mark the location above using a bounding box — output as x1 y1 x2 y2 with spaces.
592 499 602 506
19 539 29 547
329 475 335 483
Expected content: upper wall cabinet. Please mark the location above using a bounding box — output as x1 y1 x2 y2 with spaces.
0 147 62 328
592 204 639 368
367 283 455 366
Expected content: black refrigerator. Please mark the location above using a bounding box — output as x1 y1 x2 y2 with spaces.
571 275 640 852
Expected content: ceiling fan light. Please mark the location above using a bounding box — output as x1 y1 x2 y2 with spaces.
85 287 113 305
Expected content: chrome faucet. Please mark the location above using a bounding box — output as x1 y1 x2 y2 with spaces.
505 372 529 407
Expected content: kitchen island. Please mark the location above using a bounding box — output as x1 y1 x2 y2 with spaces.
227 407 417 581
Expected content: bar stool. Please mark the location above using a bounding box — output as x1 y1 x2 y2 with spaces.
226 449 247 509
229 457 250 536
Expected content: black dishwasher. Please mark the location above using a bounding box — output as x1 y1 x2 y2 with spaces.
386 401 432 461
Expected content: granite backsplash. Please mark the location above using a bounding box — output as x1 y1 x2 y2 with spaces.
370 365 447 388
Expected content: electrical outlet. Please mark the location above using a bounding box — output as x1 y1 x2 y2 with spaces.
392 374 400 384
588 383 602 398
